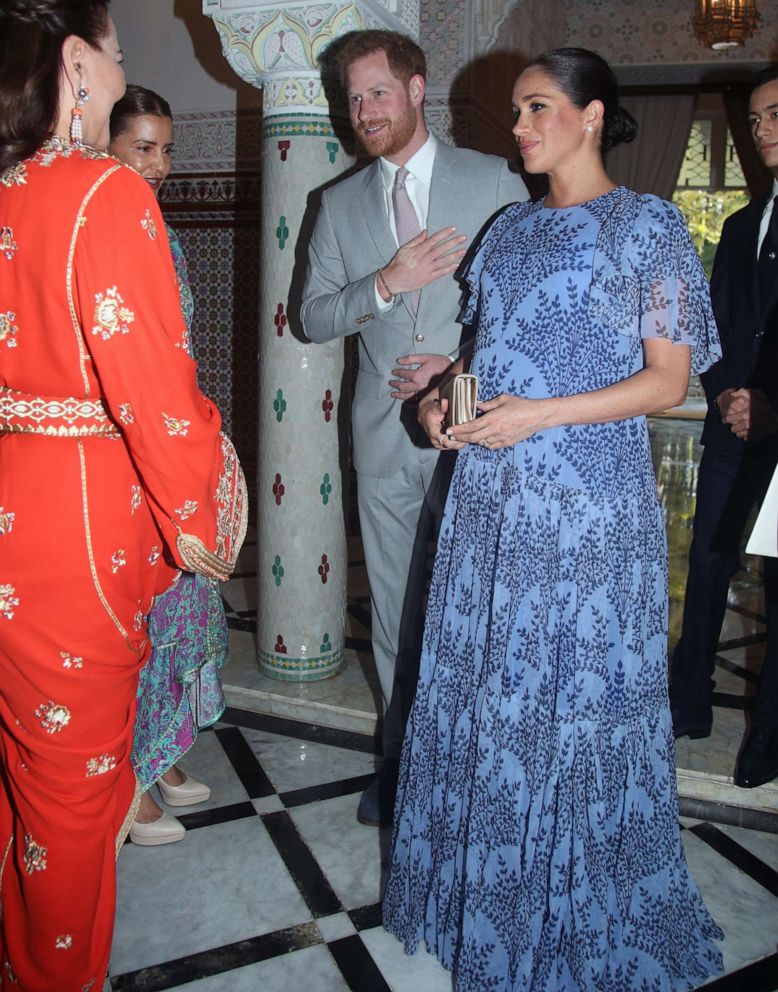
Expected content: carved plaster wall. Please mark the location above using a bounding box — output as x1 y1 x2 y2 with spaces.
566 0 776 75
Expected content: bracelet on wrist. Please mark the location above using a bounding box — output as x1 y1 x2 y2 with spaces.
377 268 396 303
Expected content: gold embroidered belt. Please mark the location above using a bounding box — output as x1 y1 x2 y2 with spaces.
0 386 120 438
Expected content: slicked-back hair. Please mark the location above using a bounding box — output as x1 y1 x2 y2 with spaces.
0 0 111 173
335 30 426 90
110 84 172 141
523 47 637 154
753 65 778 91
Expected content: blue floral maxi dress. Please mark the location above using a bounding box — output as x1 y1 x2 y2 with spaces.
130 225 228 790
383 189 725 991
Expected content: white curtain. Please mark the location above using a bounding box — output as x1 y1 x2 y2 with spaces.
606 94 696 200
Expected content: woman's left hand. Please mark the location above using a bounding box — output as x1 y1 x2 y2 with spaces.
447 394 553 449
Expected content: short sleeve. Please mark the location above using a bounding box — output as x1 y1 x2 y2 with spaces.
589 192 721 375
458 203 527 326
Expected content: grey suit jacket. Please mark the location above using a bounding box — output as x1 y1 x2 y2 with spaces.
301 141 528 477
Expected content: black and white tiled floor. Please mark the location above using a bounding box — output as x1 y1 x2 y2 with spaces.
107 419 778 990
108 708 778 991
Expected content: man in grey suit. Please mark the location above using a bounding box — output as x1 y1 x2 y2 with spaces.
302 29 527 823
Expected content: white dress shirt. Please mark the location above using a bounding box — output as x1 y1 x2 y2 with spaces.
374 134 437 311
757 178 778 258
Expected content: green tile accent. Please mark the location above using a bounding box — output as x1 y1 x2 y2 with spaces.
273 389 287 423
263 115 342 141
275 216 289 250
258 646 344 682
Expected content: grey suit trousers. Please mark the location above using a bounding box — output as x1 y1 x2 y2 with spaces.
356 449 438 726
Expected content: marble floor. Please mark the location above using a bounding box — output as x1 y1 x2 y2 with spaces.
107 419 778 990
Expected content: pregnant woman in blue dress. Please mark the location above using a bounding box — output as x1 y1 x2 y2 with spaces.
383 48 725 990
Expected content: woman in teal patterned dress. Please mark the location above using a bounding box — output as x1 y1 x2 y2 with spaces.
109 86 228 845
384 50 724 990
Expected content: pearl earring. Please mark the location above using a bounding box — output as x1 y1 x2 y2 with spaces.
585 125 593 133
70 80 90 145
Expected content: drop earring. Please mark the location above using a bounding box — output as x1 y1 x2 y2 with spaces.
70 79 90 145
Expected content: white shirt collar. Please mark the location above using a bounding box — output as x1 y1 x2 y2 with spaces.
378 133 437 193
756 178 778 257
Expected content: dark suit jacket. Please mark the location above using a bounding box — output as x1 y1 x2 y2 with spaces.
701 193 778 452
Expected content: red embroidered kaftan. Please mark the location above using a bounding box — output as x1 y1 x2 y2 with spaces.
0 140 246 991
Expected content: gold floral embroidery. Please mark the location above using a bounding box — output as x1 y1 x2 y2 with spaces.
0 584 19 620
140 209 157 240
133 610 144 631
91 287 135 341
36 137 106 168
119 403 135 426
175 499 198 521
61 651 83 670
23 833 47 874
177 434 247 581
1 227 18 260
148 546 161 566
163 412 191 437
3 958 17 983
111 549 127 573
55 935 73 950
0 508 14 535
86 754 116 777
0 162 26 187
82 981 95 992
131 485 142 514
0 311 18 349
34 701 71 734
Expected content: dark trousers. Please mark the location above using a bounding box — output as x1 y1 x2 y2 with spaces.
671 442 778 728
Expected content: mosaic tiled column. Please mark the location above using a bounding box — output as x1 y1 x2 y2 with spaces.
257 102 355 681
205 0 418 679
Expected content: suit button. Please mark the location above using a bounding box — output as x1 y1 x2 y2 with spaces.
415 333 425 342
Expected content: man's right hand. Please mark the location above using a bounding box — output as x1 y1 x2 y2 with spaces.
716 388 736 419
720 387 778 442
378 227 467 299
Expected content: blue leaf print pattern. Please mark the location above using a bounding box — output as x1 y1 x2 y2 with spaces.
383 189 724 991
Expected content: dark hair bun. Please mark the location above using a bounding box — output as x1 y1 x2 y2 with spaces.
604 106 637 151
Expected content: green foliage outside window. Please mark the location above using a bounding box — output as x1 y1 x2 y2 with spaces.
673 189 750 278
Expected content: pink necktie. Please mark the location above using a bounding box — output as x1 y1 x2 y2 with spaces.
392 166 421 315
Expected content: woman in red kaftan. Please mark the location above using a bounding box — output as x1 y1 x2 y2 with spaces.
0 4 246 989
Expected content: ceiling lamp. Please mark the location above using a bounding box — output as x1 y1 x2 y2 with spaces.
693 0 761 50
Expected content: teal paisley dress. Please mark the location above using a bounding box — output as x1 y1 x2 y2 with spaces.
130 224 228 791
383 190 724 990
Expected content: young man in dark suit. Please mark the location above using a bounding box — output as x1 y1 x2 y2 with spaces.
671 66 778 788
